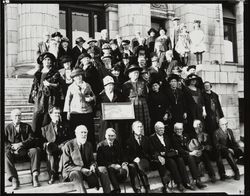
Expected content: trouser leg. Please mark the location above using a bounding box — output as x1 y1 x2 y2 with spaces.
185 155 200 180
107 166 120 191
216 150 226 177
201 152 215 177
32 112 44 138
157 163 171 186
175 157 190 184
5 150 18 181
128 163 140 191
97 166 111 193
28 147 41 174
223 149 239 174
165 158 182 184
69 170 86 193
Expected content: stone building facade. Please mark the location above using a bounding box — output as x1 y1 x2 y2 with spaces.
4 3 244 139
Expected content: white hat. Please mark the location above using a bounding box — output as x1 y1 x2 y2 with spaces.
103 75 114 86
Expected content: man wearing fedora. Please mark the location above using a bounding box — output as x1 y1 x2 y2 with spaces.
62 125 112 193
5 109 41 189
72 37 87 67
41 106 69 184
146 28 158 54
96 128 141 193
125 121 151 193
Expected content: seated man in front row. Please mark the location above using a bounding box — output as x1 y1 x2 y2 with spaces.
96 128 141 193
5 109 41 190
41 106 70 184
213 117 243 181
62 125 111 193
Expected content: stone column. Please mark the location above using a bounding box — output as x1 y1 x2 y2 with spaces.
15 4 59 76
173 4 224 65
105 4 119 39
5 4 18 77
118 4 151 40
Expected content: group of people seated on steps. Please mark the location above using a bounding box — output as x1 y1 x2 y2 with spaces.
5 18 244 193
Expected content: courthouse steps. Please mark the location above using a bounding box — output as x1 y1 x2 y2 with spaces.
4 159 244 194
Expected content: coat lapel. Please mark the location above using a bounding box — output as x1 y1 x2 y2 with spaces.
73 139 84 166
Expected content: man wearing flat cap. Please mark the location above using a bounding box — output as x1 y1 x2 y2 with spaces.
72 37 87 67
121 40 133 57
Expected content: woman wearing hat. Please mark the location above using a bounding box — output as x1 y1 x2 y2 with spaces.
122 63 151 137
146 28 158 54
31 52 64 138
189 20 206 64
49 32 63 59
185 73 207 137
72 37 87 67
96 75 124 143
110 62 126 93
58 37 72 64
75 53 103 96
63 68 97 150
110 39 123 64
87 39 101 59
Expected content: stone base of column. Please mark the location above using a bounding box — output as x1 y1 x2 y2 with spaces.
11 62 37 78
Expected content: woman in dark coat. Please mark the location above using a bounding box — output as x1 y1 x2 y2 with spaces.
146 28 158 54
30 52 64 138
96 75 124 143
122 63 151 136
57 37 72 67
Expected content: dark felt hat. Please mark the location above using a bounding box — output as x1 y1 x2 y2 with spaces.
59 55 72 64
51 31 63 38
70 68 84 78
125 63 142 75
46 142 58 154
87 39 97 44
194 20 201 24
75 37 86 44
186 73 199 82
172 17 180 21
111 62 122 71
78 53 91 61
40 52 56 63
102 43 111 50
121 40 130 45
187 65 197 72
61 37 70 43
147 28 157 35
168 74 180 83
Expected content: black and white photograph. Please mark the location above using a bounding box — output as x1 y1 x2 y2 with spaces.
2 1 247 194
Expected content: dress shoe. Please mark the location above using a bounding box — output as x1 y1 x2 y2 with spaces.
210 176 217 183
48 174 55 184
220 174 231 181
195 180 207 189
162 185 173 193
234 173 240 181
111 189 121 193
12 177 20 190
177 184 186 192
32 171 40 187
183 183 196 190
134 188 141 193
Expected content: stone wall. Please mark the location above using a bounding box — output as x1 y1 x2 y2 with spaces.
105 4 119 39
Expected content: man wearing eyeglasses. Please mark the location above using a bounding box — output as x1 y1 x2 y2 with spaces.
213 117 243 181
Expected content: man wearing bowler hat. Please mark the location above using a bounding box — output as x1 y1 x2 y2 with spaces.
41 106 69 184
62 125 112 193
96 128 141 193
72 37 87 67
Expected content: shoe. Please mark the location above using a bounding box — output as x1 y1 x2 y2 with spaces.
177 184 185 192
48 174 55 185
134 188 141 193
220 174 231 181
12 177 20 190
234 173 240 181
162 185 173 193
32 171 40 187
210 176 217 183
184 183 196 190
111 189 121 193
144 185 150 193
195 180 207 189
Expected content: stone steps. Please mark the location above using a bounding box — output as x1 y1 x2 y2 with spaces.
4 159 244 193
5 105 34 113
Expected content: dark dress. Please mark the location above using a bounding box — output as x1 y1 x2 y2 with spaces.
122 79 151 136
31 68 64 138
146 36 156 54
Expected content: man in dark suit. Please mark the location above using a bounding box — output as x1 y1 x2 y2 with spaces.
213 118 243 181
62 125 111 193
97 128 141 193
41 106 70 184
72 37 87 67
203 81 224 141
5 109 41 189
171 122 207 189
125 121 151 193
149 121 195 193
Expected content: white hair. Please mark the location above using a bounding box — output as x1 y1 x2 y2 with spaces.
105 128 116 138
75 125 88 133
132 121 143 131
154 121 164 130
219 117 228 125
193 119 202 128
174 122 183 130
11 109 21 119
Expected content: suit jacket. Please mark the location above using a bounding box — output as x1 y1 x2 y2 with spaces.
41 121 69 146
96 139 125 167
149 133 177 161
171 133 191 158
72 46 87 67
213 128 239 151
62 139 96 180
5 122 36 151
125 134 151 163
37 41 49 57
